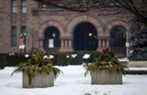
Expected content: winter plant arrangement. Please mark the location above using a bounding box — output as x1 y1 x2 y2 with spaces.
12 49 61 88
85 48 127 84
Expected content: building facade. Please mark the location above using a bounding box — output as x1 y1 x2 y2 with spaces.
0 0 146 57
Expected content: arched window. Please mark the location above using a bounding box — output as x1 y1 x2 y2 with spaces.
43 26 60 51
73 22 98 51
109 25 127 57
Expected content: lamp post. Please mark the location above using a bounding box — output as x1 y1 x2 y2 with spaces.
126 30 130 58
126 41 129 58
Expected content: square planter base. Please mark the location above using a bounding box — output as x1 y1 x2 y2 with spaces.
90 70 122 84
23 72 54 88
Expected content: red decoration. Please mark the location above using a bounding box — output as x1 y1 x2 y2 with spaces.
102 48 110 54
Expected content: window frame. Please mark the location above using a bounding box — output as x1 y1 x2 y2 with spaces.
11 0 17 14
21 0 27 14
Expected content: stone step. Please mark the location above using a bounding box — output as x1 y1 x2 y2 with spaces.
125 68 147 74
128 61 147 67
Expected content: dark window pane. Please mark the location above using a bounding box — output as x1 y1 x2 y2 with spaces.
11 26 17 47
73 22 98 51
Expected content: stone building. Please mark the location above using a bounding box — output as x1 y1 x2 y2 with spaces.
0 0 146 57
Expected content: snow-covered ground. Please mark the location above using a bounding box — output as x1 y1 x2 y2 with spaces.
0 66 147 95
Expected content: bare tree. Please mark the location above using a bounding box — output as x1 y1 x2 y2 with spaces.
34 0 119 12
111 0 147 25
34 0 146 23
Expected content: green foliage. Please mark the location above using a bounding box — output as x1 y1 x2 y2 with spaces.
12 49 61 85
89 51 101 63
58 53 71 66
85 49 126 76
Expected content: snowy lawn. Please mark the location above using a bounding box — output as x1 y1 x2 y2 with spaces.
0 65 147 95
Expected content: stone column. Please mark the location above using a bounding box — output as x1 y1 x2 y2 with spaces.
68 40 72 49
98 39 102 48
28 0 40 50
61 39 64 49
64 40 68 48
103 39 107 48
67 39 73 52
59 39 65 52
106 39 109 48
60 37 73 52
97 38 101 51
101 39 104 48
98 37 108 50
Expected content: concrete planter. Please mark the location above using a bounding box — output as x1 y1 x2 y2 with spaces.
23 71 54 88
90 70 122 84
